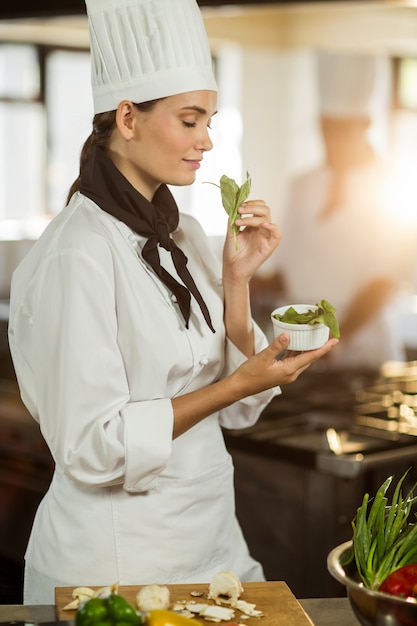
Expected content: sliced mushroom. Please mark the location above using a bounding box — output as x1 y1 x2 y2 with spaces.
200 605 235 621
235 600 263 617
208 572 244 607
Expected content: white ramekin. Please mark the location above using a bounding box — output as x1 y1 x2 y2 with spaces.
271 304 329 351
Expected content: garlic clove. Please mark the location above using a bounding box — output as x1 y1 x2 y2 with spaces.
72 587 95 600
62 598 82 611
136 584 171 611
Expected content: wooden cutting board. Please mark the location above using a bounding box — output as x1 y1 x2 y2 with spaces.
55 581 314 626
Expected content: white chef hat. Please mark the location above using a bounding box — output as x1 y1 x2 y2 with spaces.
85 0 218 114
317 50 391 119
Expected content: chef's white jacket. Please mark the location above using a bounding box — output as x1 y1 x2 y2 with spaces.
277 162 416 369
8 192 279 604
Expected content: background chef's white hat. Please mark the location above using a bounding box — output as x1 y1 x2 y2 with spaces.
316 50 391 119
85 0 218 114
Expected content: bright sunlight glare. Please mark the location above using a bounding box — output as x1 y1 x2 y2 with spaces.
384 157 417 230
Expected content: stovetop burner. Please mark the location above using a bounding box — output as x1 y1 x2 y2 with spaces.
223 364 417 478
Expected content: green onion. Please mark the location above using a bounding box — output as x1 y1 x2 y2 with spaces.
351 469 417 589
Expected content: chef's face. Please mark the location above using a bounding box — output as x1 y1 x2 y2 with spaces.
112 90 217 201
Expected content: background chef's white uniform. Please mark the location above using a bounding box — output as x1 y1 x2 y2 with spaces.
278 161 405 368
8 193 278 603
275 51 415 370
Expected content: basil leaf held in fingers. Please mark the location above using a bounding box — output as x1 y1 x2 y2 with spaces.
204 172 252 250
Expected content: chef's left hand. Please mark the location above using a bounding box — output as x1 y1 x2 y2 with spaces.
223 200 281 282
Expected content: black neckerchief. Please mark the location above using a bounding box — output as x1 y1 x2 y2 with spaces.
79 146 215 332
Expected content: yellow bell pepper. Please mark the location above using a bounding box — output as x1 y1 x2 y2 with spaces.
145 610 201 626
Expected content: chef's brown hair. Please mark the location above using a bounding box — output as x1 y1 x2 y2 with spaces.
66 100 159 204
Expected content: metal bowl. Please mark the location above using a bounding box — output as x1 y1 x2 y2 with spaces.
327 541 417 626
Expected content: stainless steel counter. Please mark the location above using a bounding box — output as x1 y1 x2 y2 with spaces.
0 598 359 626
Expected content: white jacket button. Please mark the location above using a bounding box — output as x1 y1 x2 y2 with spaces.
199 355 209 365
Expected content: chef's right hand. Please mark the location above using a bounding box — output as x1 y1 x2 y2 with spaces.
233 333 339 396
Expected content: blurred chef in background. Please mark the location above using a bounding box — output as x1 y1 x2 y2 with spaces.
253 51 416 371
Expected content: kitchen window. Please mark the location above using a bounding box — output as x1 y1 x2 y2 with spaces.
388 57 417 233
0 41 240 242
0 43 91 239
0 45 44 227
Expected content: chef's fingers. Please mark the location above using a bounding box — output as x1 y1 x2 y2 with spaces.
273 335 339 374
238 199 270 218
264 334 339 385
233 334 339 396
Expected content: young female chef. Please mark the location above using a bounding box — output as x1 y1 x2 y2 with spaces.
8 0 338 604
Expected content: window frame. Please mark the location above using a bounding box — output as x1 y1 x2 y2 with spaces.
0 41 90 238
